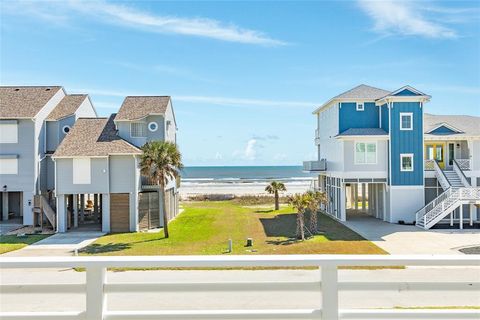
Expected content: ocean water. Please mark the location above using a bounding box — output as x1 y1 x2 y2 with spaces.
180 166 316 183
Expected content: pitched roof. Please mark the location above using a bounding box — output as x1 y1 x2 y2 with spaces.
332 84 391 100
424 113 480 136
115 96 170 121
46 94 88 120
337 128 388 137
53 114 142 158
0 86 62 118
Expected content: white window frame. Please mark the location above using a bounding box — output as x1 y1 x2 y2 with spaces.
400 112 413 131
0 122 18 144
147 121 158 132
400 153 414 172
354 141 377 165
130 122 147 138
62 125 71 134
72 158 91 184
0 158 18 174
356 102 364 111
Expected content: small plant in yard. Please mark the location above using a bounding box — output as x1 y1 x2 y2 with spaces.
140 141 183 239
288 191 328 240
265 181 287 210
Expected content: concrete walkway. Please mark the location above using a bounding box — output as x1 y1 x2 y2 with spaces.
0 221 23 235
343 216 480 254
2 231 105 257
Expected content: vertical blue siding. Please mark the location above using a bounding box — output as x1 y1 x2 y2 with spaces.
339 102 379 133
380 103 389 133
429 125 458 135
390 102 423 186
394 89 420 96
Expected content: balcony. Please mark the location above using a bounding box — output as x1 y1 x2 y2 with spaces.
303 159 327 171
425 159 471 171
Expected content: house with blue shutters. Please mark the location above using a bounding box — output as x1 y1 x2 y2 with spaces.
304 84 480 229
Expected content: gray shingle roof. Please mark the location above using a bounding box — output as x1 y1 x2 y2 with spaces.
46 94 88 120
424 113 480 136
337 128 388 136
333 84 391 100
115 96 170 121
53 114 141 157
0 86 62 118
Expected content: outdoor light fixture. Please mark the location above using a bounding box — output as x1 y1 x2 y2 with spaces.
2 185 6 192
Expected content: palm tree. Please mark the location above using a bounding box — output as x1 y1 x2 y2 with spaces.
288 193 310 240
265 181 287 210
305 191 328 233
140 141 183 238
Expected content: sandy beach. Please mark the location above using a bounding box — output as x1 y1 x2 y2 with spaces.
179 180 312 198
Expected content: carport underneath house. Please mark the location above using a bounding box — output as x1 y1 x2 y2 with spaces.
318 175 389 222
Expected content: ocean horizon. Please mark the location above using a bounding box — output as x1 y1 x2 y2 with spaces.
181 165 316 184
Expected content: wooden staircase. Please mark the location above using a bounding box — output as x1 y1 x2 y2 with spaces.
33 195 56 230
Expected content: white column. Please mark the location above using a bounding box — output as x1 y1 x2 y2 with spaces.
350 185 355 209
86 267 106 320
375 184 380 218
361 183 366 212
73 194 78 228
2 192 8 221
56 194 67 233
459 205 463 230
339 184 346 221
321 266 339 320
450 211 454 227
353 183 358 210
101 194 110 233
470 204 474 226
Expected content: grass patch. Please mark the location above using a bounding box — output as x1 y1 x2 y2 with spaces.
82 201 386 256
0 234 51 254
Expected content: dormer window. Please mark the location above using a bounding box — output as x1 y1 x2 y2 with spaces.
130 122 147 138
356 103 364 111
400 112 413 130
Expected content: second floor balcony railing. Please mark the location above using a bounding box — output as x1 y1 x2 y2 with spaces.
425 159 471 171
303 159 327 171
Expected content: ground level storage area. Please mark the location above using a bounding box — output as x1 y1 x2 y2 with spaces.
1 192 23 221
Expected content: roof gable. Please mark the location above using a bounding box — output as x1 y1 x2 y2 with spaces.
427 123 463 135
53 114 141 157
424 114 480 136
0 86 63 118
115 96 170 121
46 94 88 120
393 88 421 96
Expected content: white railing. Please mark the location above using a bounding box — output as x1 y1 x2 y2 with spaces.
454 160 471 187
415 187 453 224
424 159 435 171
303 159 327 171
456 159 471 170
433 160 450 190
1 255 480 320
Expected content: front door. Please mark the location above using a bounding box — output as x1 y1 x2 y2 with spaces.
448 143 455 166
425 143 445 168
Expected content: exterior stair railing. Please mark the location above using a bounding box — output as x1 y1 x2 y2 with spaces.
416 160 480 229
34 195 56 230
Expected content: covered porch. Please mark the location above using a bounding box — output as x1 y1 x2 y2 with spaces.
424 139 472 171
345 181 387 221
57 193 103 232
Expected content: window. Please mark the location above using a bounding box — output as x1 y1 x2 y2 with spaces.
62 125 71 134
130 122 147 137
355 142 377 164
0 158 18 174
0 121 18 143
400 112 413 130
356 103 364 111
148 121 158 132
400 154 414 172
73 158 91 184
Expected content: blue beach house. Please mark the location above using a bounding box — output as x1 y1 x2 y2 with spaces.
304 85 480 229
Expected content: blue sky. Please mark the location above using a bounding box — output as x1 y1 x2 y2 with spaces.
1 0 479 166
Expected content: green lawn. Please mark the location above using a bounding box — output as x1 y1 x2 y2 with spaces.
0 234 51 254
82 201 386 256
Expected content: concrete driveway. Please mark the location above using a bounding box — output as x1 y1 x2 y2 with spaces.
343 216 480 254
0 221 23 235
2 231 105 257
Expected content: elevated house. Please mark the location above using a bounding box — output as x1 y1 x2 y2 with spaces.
52 96 179 233
304 84 480 229
0 86 97 226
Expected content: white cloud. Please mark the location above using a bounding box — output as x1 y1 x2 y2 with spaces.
214 152 223 160
3 0 286 46
71 87 316 108
358 0 456 38
244 139 257 160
